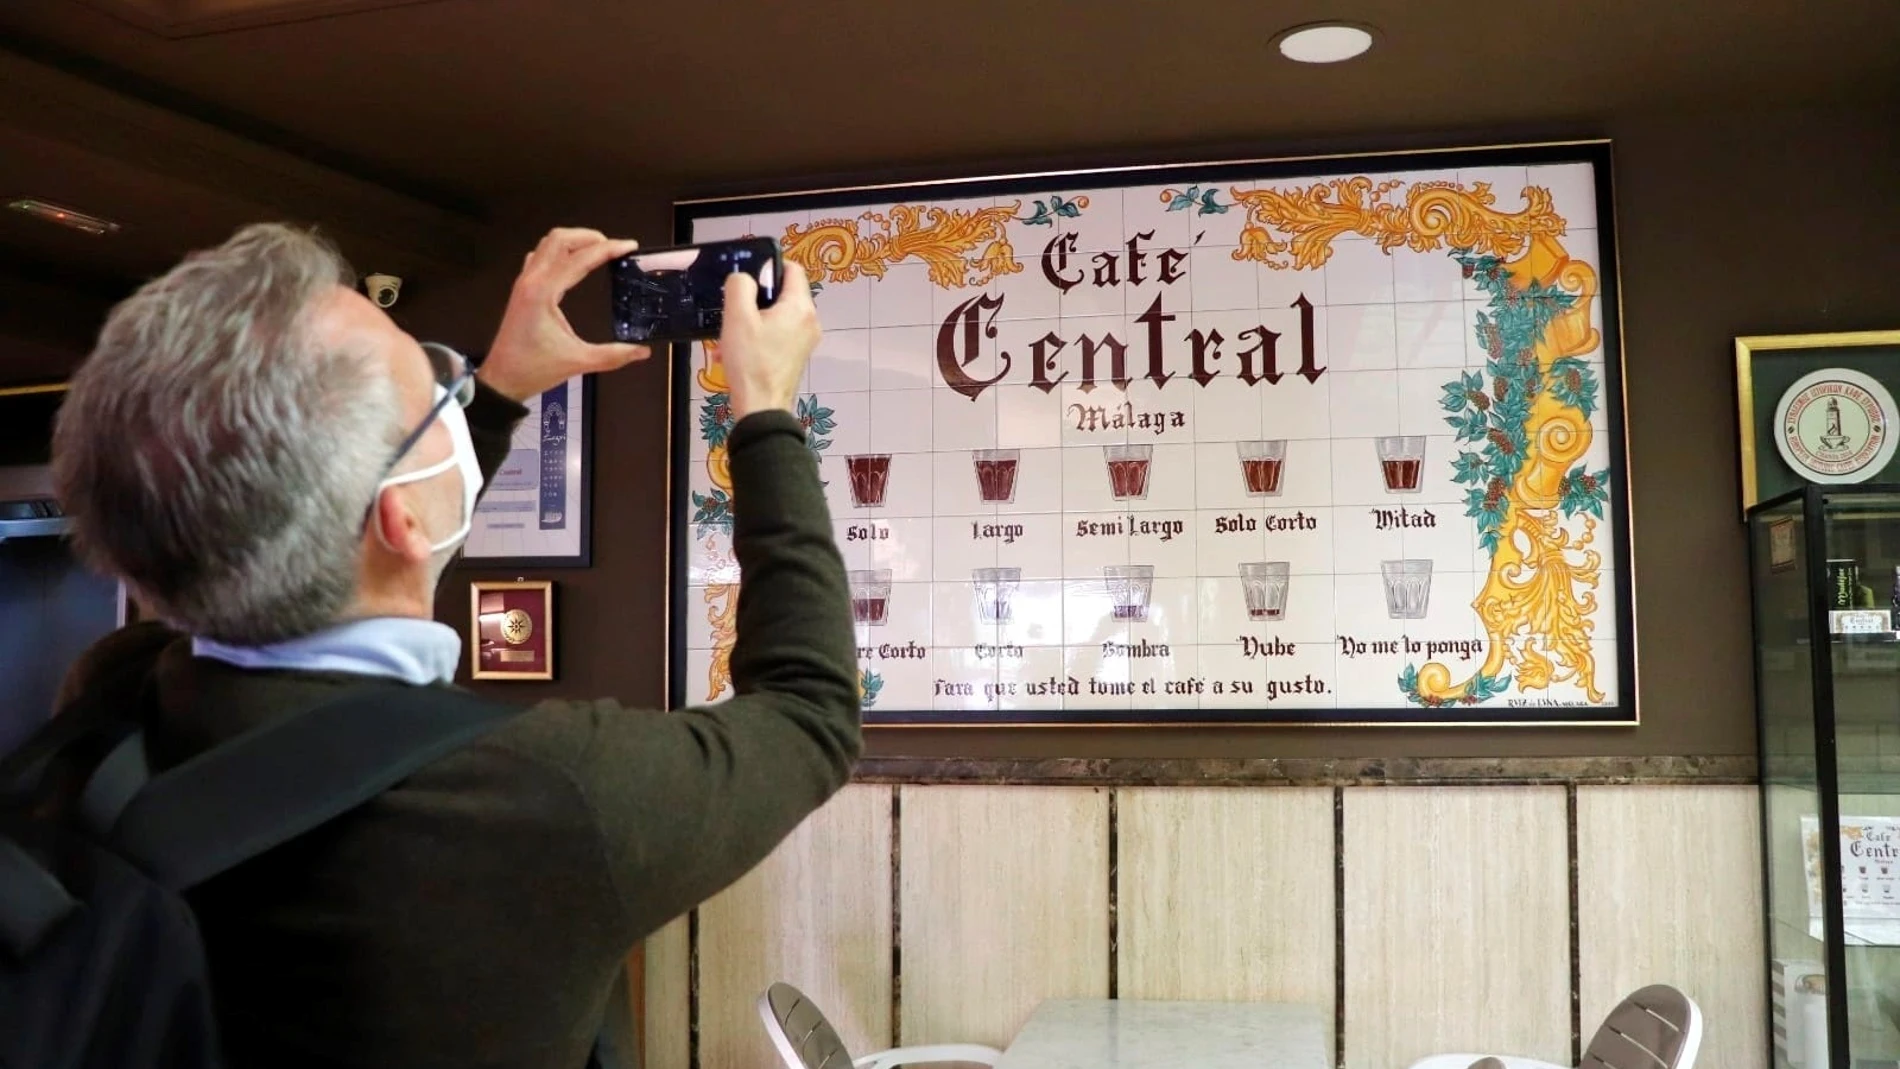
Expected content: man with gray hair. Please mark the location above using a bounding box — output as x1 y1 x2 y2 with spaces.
44 225 860 1068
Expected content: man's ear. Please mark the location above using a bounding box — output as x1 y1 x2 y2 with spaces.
370 484 432 563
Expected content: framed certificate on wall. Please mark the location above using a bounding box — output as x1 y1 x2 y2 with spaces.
669 141 1635 727
462 374 592 567
1735 330 1900 515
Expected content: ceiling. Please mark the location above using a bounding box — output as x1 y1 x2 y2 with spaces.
0 0 1896 371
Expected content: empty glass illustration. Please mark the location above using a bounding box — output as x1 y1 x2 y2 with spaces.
1104 565 1156 622
1381 560 1433 619
1376 436 1425 493
973 567 1021 623
1240 562 1291 621
849 569 893 625
1104 444 1154 500
845 454 892 507
1237 440 1287 497
972 449 1020 504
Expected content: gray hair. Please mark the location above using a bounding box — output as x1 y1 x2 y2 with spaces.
53 223 403 644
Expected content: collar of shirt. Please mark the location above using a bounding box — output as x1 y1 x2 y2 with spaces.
191 617 463 686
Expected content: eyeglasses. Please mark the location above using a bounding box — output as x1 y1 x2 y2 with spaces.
361 342 476 529
381 342 477 475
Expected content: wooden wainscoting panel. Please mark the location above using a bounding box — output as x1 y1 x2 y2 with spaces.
697 784 895 1069
1343 786 1571 1069
642 914 690 1069
1577 785 1766 1069
1117 787 1337 1053
899 786 1110 1049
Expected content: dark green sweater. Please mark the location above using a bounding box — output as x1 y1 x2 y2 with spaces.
58 383 861 1069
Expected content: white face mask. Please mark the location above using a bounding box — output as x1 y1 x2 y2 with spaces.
376 384 483 554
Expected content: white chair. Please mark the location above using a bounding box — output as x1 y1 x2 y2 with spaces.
1405 984 1702 1069
758 982 1003 1069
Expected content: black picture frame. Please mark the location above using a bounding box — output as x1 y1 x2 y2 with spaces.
460 372 594 569
667 141 1637 727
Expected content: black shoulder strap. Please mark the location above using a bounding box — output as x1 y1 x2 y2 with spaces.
99 685 516 891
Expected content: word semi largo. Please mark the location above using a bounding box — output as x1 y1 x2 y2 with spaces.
934 230 1330 400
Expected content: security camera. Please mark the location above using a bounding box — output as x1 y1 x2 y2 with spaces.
363 274 402 309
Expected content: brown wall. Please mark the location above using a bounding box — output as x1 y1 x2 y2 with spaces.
0 273 118 386
406 186 677 711
408 103 1900 760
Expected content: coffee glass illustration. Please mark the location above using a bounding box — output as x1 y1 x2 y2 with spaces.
1375 436 1425 494
848 569 893 625
973 567 1022 623
1104 444 1154 500
1381 559 1433 619
972 449 1020 504
1104 565 1155 622
1237 440 1287 497
1240 562 1291 621
844 454 892 507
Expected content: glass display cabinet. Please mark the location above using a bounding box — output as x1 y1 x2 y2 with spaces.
1751 486 1900 1069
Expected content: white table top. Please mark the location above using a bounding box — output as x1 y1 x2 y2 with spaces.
995 999 1328 1069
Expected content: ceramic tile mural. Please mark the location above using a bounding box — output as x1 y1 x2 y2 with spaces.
672 144 1635 725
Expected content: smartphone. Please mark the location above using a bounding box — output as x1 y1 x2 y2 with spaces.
609 237 782 345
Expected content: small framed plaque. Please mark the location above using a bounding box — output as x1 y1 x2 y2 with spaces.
1768 517 1799 572
1736 330 1900 515
470 579 555 681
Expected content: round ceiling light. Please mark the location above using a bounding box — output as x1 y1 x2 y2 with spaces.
1275 22 1375 63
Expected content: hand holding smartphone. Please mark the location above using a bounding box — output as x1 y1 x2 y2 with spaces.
714 257 822 422
609 237 783 345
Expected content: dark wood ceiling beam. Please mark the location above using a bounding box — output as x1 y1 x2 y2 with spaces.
0 334 88 386
0 46 490 271
75 0 452 40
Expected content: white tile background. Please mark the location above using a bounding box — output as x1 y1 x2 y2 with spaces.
679 161 1622 718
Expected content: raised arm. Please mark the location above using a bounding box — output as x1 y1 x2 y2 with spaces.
483 252 860 936
549 396 860 936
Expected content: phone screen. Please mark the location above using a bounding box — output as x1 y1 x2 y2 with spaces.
609 237 782 345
